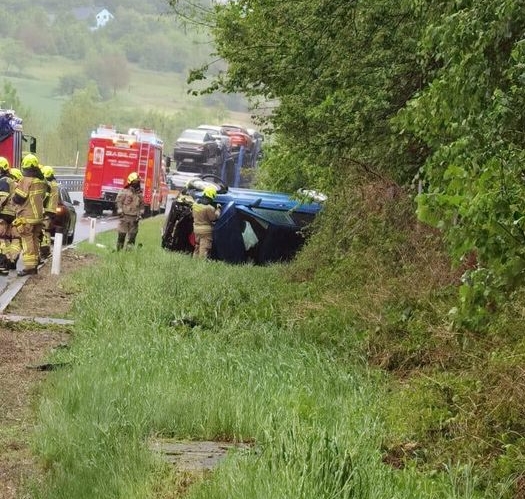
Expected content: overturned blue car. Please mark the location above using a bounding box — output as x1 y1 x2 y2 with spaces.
161 174 325 264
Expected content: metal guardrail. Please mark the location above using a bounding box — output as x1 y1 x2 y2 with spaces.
53 166 85 174
56 174 84 192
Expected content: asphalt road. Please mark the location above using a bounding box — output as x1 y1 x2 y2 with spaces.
69 191 121 244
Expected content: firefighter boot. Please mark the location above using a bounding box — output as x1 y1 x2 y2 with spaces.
116 233 126 251
126 235 136 250
40 246 51 259
17 268 37 277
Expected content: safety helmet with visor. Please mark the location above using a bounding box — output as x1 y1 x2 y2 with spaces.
21 154 39 169
41 165 55 179
0 157 10 171
127 172 140 184
202 186 217 200
9 168 23 181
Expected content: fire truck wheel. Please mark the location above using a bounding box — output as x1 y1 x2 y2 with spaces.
84 201 103 217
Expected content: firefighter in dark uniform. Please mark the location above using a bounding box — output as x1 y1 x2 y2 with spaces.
115 172 144 251
40 165 59 259
5 168 23 270
12 154 47 276
192 186 221 259
0 157 15 274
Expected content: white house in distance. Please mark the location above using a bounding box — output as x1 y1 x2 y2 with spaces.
72 6 114 30
94 9 114 29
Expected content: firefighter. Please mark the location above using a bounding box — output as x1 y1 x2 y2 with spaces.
12 154 47 276
115 171 144 251
6 168 23 270
40 165 59 259
176 186 195 206
0 157 14 274
191 186 221 259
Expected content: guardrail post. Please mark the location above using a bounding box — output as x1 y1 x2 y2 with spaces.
51 230 63 275
89 217 96 244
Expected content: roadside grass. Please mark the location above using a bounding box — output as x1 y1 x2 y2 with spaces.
28 218 498 498
286 177 524 497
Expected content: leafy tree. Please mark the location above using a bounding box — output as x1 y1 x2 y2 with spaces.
84 52 130 98
1 40 30 74
55 73 89 96
55 83 104 164
395 0 525 327
173 0 442 191
16 7 56 55
0 80 27 115
52 13 90 60
0 11 16 37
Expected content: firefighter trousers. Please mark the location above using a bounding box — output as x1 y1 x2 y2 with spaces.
18 223 43 270
193 232 213 259
0 219 21 267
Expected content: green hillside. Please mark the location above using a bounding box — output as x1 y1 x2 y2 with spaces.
0 1 253 164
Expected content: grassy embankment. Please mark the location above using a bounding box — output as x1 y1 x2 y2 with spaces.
26 210 503 499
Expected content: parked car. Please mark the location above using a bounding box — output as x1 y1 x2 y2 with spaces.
173 129 221 170
197 124 233 165
161 174 325 264
49 185 78 245
220 124 253 153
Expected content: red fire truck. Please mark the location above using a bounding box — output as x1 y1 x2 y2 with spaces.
83 125 169 216
0 108 37 167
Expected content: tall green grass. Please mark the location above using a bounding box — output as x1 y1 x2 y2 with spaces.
29 219 499 498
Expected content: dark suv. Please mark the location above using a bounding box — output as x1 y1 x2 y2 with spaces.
49 185 78 244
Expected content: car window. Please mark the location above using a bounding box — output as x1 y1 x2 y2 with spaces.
60 187 72 203
180 130 206 141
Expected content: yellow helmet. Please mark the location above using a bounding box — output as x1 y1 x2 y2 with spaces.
0 156 10 171
127 172 140 183
21 154 39 168
203 186 217 200
41 165 55 179
9 168 22 181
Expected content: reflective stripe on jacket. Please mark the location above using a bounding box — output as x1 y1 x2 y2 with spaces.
192 202 220 235
14 177 47 224
44 179 59 214
0 176 17 219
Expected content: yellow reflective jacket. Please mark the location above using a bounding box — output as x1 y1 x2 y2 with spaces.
192 201 220 235
44 179 59 215
14 176 47 224
0 176 16 220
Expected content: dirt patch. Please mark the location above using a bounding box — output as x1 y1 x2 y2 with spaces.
5 250 96 318
149 439 251 472
0 249 96 498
